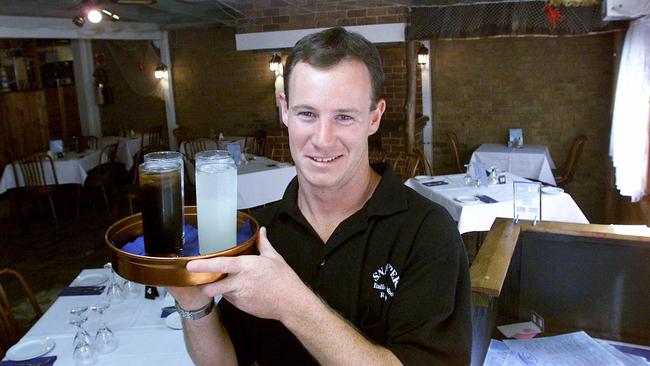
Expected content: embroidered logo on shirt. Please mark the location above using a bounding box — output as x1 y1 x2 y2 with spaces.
372 264 400 301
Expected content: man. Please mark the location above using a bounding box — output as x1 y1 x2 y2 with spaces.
171 27 472 365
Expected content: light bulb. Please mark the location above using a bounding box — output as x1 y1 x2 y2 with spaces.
87 9 102 24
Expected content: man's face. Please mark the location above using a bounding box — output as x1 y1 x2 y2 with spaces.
280 58 385 190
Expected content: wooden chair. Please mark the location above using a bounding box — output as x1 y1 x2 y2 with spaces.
393 151 422 180
15 153 61 222
245 130 268 157
140 125 164 150
414 148 433 176
0 149 19 219
0 268 42 359
80 136 98 151
446 131 465 174
182 138 214 160
172 126 189 147
270 145 292 163
554 135 587 190
369 147 387 164
82 143 119 220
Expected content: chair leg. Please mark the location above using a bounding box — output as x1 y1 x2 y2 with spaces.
128 198 134 215
47 195 57 223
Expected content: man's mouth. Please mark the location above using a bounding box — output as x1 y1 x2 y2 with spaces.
309 155 342 163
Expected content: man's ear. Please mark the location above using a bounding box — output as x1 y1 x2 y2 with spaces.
368 99 386 136
279 92 289 127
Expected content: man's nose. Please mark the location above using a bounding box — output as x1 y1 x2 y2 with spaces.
312 120 336 147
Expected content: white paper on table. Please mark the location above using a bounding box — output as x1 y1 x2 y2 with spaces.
503 331 627 366
483 339 525 366
599 343 650 366
497 322 542 339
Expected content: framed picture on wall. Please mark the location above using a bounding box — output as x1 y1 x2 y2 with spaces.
509 128 523 148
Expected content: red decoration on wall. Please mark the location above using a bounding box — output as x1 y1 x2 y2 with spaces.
95 52 106 66
138 62 144 72
544 3 564 27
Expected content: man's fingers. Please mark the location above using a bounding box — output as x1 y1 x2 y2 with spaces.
187 256 241 274
257 226 279 257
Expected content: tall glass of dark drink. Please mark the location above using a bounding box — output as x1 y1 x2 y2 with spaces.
139 160 183 257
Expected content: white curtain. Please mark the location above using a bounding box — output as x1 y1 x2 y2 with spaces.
105 40 165 100
610 15 650 202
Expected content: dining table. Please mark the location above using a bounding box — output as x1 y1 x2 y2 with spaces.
404 173 588 234
0 150 103 195
469 143 557 185
2 268 194 365
99 136 142 171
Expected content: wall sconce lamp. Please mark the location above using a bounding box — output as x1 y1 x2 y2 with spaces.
269 53 282 72
417 44 429 66
154 63 169 79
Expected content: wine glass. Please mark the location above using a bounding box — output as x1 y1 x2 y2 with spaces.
68 311 93 349
91 300 118 354
73 337 97 366
104 262 125 304
122 279 141 299
463 164 475 186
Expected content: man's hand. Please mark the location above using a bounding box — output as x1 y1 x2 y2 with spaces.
186 226 309 322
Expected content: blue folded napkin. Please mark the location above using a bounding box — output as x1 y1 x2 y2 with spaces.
120 221 253 257
476 195 498 204
59 286 105 297
161 306 176 318
0 356 57 366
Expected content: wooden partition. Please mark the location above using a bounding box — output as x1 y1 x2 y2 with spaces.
470 218 650 366
0 90 50 158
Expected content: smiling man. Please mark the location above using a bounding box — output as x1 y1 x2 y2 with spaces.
170 27 472 366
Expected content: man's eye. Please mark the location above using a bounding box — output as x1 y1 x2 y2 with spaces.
336 115 355 124
298 111 316 118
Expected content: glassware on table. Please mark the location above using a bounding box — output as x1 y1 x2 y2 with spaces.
68 310 92 349
139 159 184 257
90 300 118 354
104 263 125 304
144 151 186 247
122 279 140 299
194 150 237 255
463 164 476 187
73 337 97 366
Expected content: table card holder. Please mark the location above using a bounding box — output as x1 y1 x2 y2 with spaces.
473 162 489 187
512 181 541 225
227 143 242 165
508 128 523 148
145 286 159 299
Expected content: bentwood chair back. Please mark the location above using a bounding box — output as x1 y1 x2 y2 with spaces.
245 130 267 156
83 143 119 219
445 131 465 174
141 125 164 150
414 148 434 176
16 153 60 221
555 135 587 190
0 268 42 359
183 138 214 160
393 151 422 181
369 147 388 164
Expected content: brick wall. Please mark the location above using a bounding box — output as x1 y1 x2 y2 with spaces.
169 27 415 152
233 2 408 33
92 40 167 136
430 34 616 223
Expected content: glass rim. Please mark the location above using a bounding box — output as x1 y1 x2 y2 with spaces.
139 160 181 173
195 149 233 161
144 151 183 161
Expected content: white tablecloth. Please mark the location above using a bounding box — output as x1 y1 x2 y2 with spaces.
405 173 588 234
236 157 296 209
0 150 102 195
101 136 141 171
470 144 557 185
4 268 194 365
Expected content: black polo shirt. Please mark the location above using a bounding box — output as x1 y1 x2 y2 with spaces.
218 163 472 365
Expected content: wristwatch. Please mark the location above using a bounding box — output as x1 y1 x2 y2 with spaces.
175 299 215 320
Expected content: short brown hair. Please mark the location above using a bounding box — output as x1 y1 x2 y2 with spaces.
283 27 384 110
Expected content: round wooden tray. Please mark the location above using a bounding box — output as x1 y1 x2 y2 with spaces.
105 206 258 287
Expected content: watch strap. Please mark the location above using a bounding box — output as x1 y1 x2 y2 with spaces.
175 299 215 320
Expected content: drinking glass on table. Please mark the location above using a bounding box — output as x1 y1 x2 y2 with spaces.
194 150 237 255
69 309 92 349
91 300 118 354
103 263 124 304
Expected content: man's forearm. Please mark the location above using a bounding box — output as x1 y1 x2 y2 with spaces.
182 308 238 366
282 292 403 366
